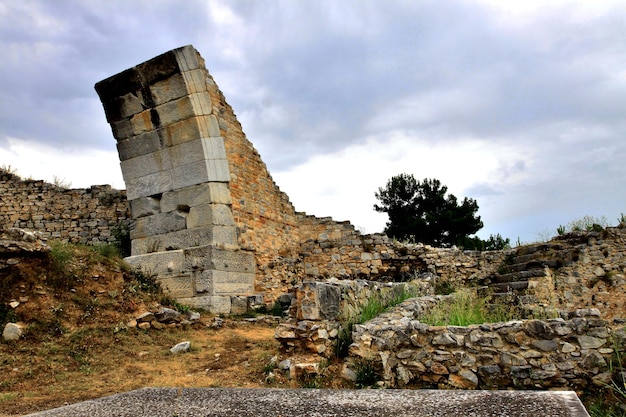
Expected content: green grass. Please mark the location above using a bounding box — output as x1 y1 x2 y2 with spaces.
420 291 516 326
335 284 419 358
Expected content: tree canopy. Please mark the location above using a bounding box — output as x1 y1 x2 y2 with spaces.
374 174 484 247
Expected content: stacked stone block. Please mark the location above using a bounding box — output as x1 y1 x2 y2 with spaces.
94 45 255 313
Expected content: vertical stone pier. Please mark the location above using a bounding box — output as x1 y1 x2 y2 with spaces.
94 45 256 313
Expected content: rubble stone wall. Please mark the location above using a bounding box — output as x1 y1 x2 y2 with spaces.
350 298 625 391
0 170 129 244
275 279 434 357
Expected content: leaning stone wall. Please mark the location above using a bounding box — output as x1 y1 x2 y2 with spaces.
350 298 625 391
94 45 258 313
0 169 129 244
201 70 302 293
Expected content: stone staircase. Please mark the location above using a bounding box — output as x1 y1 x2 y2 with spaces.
477 241 579 304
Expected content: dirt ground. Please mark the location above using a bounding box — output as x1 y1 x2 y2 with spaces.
0 246 317 416
0 319 287 416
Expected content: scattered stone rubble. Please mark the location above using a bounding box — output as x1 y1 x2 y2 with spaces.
125 306 201 331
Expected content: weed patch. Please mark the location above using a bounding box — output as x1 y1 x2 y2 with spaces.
420 291 517 326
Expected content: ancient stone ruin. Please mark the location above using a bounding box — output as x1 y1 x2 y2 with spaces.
94 45 258 313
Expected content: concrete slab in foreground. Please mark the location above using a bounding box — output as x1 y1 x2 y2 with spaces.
25 387 589 417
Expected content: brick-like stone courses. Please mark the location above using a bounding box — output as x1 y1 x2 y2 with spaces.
0 170 129 244
297 214 506 286
201 69 302 292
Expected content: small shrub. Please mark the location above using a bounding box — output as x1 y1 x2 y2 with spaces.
125 268 162 294
112 222 131 257
334 321 355 358
92 243 120 260
353 358 380 388
48 240 77 288
270 302 284 316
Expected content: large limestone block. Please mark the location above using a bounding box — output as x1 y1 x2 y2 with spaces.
129 196 161 219
125 170 173 201
130 211 187 239
184 245 256 273
124 250 185 275
120 149 172 182
172 159 230 189
164 115 221 147
155 93 212 126
168 137 227 168
160 183 232 212
176 295 231 314
149 73 188 106
158 273 195 298
111 119 134 141
95 45 198 122
181 69 210 95
173 45 202 72
196 270 255 295
187 204 235 228
131 226 238 255
116 130 162 161
117 92 146 119
130 110 154 135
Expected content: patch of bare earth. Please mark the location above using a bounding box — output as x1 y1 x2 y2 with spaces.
0 248 284 416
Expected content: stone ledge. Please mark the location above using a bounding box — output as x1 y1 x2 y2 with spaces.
24 387 590 417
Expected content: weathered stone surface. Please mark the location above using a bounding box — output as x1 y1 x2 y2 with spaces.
164 115 221 147
187 204 235 228
125 251 185 275
448 369 478 389
197 270 254 295
160 183 232 212
577 335 606 349
158 274 195 298
22 387 592 417
115 130 161 161
532 339 558 351
130 211 187 239
131 226 238 255
2 323 24 341
129 196 161 219
120 149 172 182
125 170 173 201
170 341 191 354
176 295 232 314
184 246 255 273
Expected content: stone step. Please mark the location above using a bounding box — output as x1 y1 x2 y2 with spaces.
488 281 529 292
493 268 547 283
498 259 559 274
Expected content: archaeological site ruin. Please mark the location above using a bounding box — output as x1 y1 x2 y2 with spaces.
1 45 624 394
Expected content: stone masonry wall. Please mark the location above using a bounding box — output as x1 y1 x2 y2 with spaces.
298 213 507 285
350 298 625 391
0 169 129 244
201 70 302 293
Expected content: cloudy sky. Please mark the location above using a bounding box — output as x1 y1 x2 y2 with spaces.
1 0 625 244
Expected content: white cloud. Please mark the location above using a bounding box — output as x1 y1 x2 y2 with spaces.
273 132 528 234
0 137 123 189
